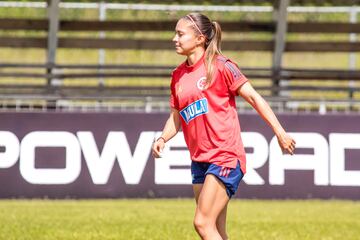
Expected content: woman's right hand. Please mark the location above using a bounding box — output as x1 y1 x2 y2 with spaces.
152 138 165 158
276 132 296 155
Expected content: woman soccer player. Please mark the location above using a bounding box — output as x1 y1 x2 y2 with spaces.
152 12 296 240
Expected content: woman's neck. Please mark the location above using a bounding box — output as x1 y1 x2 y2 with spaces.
187 49 205 66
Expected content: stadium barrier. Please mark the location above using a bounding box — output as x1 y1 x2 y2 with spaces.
0 111 359 199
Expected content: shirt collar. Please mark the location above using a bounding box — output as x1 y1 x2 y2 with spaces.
184 53 205 72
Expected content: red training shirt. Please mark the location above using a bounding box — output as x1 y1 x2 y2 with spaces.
170 54 248 173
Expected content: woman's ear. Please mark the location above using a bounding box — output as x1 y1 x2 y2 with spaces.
196 35 206 46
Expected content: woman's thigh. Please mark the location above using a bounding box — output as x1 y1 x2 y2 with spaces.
193 184 203 203
195 174 229 219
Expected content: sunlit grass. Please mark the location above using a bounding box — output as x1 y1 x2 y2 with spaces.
0 199 359 240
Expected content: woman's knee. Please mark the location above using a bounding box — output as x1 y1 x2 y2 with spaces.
193 212 215 233
193 213 204 232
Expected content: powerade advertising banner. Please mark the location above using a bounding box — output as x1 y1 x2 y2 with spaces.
0 112 359 199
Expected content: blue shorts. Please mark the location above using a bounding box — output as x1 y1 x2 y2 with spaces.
191 160 244 198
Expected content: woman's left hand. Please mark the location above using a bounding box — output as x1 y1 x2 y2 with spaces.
276 132 296 155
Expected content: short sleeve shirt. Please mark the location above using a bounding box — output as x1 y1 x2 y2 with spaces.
170 54 248 173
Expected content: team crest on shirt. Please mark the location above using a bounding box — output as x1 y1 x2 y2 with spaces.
196 77 207 90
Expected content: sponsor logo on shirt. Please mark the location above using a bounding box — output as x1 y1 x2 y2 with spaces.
196 77 207 90
180 98 208 124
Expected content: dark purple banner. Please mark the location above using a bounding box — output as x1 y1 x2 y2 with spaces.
0 112 359 199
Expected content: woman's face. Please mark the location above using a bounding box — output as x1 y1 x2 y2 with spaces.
173 18 204 56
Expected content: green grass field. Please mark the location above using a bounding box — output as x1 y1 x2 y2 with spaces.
0 199 359 240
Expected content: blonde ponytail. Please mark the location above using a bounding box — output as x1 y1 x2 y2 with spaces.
204 21 222 86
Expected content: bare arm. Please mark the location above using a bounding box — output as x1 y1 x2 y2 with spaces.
238 82 296 154
152 108 181 158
